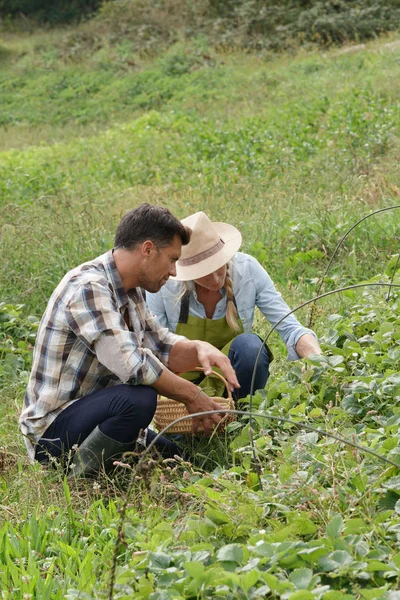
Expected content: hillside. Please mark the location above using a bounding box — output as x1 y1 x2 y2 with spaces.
1 20 400 600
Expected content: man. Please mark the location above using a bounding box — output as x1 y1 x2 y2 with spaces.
20 204 239 477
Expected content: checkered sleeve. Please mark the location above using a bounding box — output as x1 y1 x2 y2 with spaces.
142 305 185 366
64 282 164 385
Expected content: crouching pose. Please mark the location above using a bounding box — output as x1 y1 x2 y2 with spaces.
147 211 321 400
19 204 239 477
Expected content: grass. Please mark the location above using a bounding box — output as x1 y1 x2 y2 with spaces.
0 26 400 599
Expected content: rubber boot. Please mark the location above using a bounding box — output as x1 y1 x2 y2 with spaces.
69 425 135 478
142 428 181 459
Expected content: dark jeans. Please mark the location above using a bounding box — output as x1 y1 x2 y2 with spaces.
228 333 270 400
34 384 179 463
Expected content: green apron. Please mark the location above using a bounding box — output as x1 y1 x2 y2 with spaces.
175 291 244 397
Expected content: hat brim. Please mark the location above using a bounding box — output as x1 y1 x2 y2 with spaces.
172 222 242 281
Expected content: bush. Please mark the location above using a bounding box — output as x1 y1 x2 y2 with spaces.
97 0 400 52
0 0 101 24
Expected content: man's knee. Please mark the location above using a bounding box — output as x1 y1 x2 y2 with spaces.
110 384 157 422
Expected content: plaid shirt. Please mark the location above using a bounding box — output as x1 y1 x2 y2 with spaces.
20 250 182 459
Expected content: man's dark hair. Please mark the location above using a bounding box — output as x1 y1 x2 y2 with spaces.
114 203 191 250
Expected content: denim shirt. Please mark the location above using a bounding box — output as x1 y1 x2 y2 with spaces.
146 252 317 360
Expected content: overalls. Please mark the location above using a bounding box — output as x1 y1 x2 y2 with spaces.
175 291 272 397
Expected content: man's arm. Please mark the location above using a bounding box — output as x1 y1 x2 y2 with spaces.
143 302 239 391
295 333 322 358
95 334 229 435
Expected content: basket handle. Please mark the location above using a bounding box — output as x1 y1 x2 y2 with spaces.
194 366 233 401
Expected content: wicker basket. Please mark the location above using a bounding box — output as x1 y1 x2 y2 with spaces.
153 368 235 434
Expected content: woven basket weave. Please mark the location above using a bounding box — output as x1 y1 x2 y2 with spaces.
153 368 235 434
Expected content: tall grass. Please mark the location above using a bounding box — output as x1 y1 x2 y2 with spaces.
1 30 400 599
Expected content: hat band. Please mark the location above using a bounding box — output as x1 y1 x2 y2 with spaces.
179 239 225 266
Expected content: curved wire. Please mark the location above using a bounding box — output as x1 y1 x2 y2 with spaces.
108 281 400 599
140 409 400 469
248 282 400 485
308 205 400 327
250 282 400 403
108 403 399 599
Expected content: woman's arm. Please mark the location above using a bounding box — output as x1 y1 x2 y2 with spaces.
247 255 320 359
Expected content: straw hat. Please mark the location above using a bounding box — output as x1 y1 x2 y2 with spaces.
173 212 242 281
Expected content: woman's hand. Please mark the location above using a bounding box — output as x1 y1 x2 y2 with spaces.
295 333 322 358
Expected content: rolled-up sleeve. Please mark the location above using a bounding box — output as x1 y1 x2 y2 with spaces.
142 307 186 365
65 282 165 385
251 257 318 360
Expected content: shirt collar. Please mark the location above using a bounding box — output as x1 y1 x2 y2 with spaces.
103 249 129 310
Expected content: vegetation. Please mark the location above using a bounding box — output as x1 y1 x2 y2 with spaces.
1 10 400 599
1 0 400 48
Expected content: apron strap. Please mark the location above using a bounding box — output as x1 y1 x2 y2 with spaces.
178 291 191 324
178 290 238 324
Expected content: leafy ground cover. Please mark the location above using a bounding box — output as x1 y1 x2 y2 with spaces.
0 27 400 599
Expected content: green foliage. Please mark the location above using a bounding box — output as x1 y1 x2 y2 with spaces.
1 26 400 600
0 303 38 388
0 41 399 313
97 0 400 52
0 0 101 24
3 0 398 49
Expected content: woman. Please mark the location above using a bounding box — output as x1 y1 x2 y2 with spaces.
147 211 321 399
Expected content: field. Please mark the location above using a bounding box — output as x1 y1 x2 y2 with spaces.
1 23 400 599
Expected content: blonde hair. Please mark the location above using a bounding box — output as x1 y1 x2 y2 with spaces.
225 262 241 332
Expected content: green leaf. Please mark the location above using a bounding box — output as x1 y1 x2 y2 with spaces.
239 569 259 592
366 560 391 572
309 408 323 417
323 594 354 600
289 567 313 590
358 586 389 599
351 472 368 493
287 592 314 600
217 544 243 564
205 509 230 525
326 515 344 539
327 355 344 367
382 476 400 492
292 517 318 536
246 472 260 489
279 464 294 483
252 542 274 558
318 550 353 572
343 518 369 535
289 402 306 416
184 561 205 579
149 552 171 570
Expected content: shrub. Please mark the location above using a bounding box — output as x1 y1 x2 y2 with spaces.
97 0 400 52
0 0 101 24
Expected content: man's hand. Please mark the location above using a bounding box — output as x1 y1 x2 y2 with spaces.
185 387 227 435
152 369 228 436
169 339 240 392
194 340 239 391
